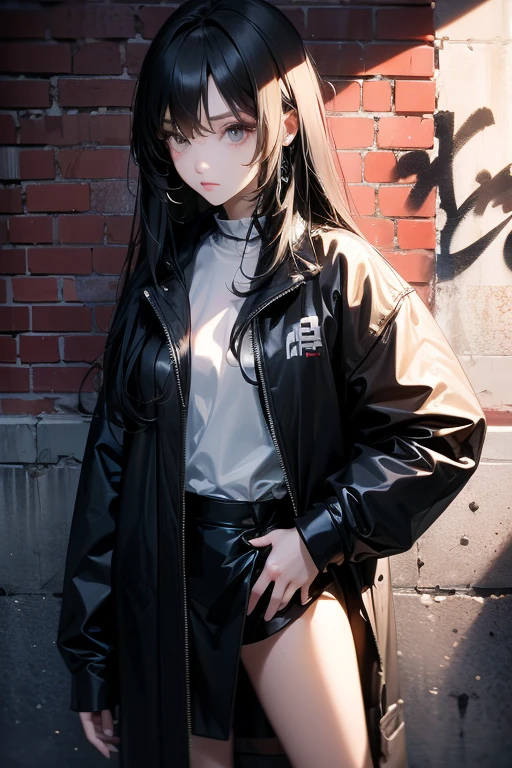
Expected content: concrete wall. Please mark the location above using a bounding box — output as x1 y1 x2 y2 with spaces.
434 0 512 415
0 418 511 767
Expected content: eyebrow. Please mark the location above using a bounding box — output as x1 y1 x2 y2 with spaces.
163 111 235 126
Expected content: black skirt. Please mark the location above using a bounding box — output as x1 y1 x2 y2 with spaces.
185 490 335 741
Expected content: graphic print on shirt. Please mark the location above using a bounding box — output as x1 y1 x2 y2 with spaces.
285 315 322 359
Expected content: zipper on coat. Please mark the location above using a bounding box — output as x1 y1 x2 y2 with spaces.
250 285 388 715
251 284 303 518
143 288 192 765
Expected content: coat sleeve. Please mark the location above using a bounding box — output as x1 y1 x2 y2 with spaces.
295 237 487 570
56 385 124 712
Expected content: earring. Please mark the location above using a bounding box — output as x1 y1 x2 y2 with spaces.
280 150 291 185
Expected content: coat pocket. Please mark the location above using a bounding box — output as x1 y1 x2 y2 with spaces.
379 699 407 768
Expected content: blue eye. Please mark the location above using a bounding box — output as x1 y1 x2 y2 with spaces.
226 125 245 142
224 123 255 144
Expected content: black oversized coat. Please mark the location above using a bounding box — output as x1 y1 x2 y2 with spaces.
57 224 486 768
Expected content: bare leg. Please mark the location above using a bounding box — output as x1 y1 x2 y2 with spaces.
240 590 373 768
190 729 234 768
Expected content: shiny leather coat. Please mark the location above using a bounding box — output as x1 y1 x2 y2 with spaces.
57 223 486 768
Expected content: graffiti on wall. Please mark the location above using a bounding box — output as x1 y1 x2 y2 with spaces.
393 108 512 281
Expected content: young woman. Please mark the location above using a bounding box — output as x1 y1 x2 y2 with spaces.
56 2 487 767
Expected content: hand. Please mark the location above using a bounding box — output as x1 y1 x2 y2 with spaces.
79 709 120 759
246 527 320 621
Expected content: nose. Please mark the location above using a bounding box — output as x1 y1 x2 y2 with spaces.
194 157 210 175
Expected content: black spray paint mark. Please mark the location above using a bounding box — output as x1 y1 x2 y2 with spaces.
391 108 512 280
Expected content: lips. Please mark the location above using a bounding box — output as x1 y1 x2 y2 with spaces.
200 182 219 188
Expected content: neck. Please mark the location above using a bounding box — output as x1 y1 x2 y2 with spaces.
221 174 260 219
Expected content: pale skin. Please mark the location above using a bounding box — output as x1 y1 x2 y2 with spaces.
82 76 372 767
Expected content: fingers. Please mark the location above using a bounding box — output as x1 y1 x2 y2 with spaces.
81 711 120 758
80 712 111 759
264 580 291 622
246 569 271 615
276 582 300 614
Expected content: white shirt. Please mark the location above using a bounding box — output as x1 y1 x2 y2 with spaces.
184 212 288 501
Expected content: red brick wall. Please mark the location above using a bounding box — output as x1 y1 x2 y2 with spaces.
0 0 436 415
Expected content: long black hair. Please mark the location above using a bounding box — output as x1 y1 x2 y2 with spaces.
87 0 363 430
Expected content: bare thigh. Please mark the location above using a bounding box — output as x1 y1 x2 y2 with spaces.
240 590 373 768
190 728 234 768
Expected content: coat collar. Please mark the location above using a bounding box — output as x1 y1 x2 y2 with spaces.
142 221 320 349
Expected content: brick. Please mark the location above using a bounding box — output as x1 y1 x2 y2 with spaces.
347 185 376 216
33 366 95 393
75 276 118 303
26 183 90 213
0 337 16 363
0 306 30 332
64 335 106 363
397 219 436 249
95 305 115 333
19 150 55 180
0 250 26 274
90 181 136 214
0 397 57 415
32 305 92 333
8 216 53 244
379 186 435 217
19 335 60 363
12 277 58 303
305 42 364 77
364 44 434 77
0 10 47 38
89 114 131 145
20 113 131 147
381 250 435 284
395 80 436 113
0 115 16 144
305 9 372 41
336 152 362 183
0 219 7 245
324 81 360 112
376 8 435 41
93 246 127 274
58 215 104 244
364 151 400 183
377 116 434 149
0 43 71 74
137 6 175 38
58 78 135 108
50 5 136 39
0 367 29 393
28 247 92 275
125 43 151 76
0 80 50 109
362 81 392 112
63 278 79 302
73 42 122 76
59 149 130 180
0 278 6 303
20 115 82 146
354 217 394 248
106 215 133 243
329 117 374 149
0 188 22 214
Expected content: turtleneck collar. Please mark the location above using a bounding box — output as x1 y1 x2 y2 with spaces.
214 211 266 242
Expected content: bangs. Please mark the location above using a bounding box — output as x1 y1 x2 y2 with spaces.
165 26 255 137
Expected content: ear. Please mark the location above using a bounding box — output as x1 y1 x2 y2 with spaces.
282 109 298 147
